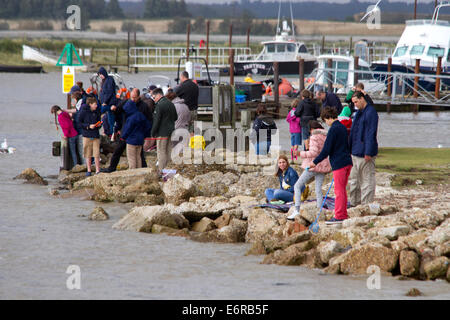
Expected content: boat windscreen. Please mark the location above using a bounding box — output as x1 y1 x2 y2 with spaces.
298 45 307 53
394 46 408 57
410 45 425 55
267 44 275 53
287 44 296 52
427 47 445 57
276 44 286 52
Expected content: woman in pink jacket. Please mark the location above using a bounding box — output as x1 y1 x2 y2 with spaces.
51 105 79 166
288 120 332 220
286 99 301 152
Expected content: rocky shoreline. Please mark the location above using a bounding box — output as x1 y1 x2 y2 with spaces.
16 151 450 283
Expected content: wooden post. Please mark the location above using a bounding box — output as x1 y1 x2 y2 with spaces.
435 56 442 99
274 61 279 106
228 24 233 55
127 31 130 73
353 56 359 86
387 57 392 97
414 58 420 98
349 36 352 55
186 23 191 61
414 0 417 20
327 58 333 92
67 93 72 110
229 49 235 86
206 20 210 65
115 47 118 65
133 32 136 46
299 58 305 92
90 47 94 63
246 27 251 54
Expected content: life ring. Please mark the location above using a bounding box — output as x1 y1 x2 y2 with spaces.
116 87 130 99
86 86 97 95
305 77 315 84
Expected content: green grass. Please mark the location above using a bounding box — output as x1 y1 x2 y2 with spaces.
376 148 450 187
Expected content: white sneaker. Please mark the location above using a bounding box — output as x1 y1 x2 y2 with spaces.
287 209 300 220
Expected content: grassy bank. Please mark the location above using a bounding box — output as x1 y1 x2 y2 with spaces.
376 147 450 187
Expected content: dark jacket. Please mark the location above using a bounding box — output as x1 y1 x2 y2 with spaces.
349 104 378 158
322 92 343 115
278 166 299 194
78 104 101 139
114 98 153 137
345 90 374 115
121 100 152 146
294 98 320 127
252 114 277 143
151 97 178 138
175 79 199 111
98 67 116 106
72 103 84 135
313 120 352 171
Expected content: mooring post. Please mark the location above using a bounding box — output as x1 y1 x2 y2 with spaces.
414 58 420 98
435 56 442 99
274 61 280 108
206 20 210 65
349 36 352 55
327 58 333 92
186 23 191 61
229 49 235 86
127 31 130 73
115 47 118 65
353 56 359 86
229 24 233 56
299 58 305 92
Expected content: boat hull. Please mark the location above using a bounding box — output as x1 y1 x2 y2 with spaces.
0 65 43 73
234 60 316 76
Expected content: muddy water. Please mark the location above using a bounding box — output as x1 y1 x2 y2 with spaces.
0 72 449 299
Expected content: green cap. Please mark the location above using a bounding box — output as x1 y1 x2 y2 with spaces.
339 106 351 118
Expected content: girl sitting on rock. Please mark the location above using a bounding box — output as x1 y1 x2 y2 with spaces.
288 120 331 220
265 155 300 204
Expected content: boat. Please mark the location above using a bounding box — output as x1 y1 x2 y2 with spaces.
233 0 316 76
0 64 43 73
22 45 88 72
370 1 450 90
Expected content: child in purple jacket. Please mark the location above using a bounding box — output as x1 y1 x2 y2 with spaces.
286 99 301 159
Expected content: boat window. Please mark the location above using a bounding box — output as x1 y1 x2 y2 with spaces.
331 61 349 86
298 45 307 53
447 49 450 62
410 45 424 55
276 44 286 53
266 44 275 53
287 44 296 52
427 47 445 57
393 46 408 57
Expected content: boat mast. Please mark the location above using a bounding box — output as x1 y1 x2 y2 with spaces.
290 0 295 38
276 0 282 36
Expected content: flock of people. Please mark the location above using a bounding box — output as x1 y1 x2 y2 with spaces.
51 67 378 226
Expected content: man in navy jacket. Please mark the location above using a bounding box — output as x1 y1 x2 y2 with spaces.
349 91 379 206
98 67 117 133
316 89 343 115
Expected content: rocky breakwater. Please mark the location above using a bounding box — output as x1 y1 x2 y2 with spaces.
58 153 449 283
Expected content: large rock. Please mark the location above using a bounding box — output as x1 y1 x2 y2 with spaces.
73 176 95 190
331 227 365 247
14 168 48 185
342 216 379 228
425 220 450 247
262 241 315 265
423 257 449 280
193 171 239 197
226 172 279 198
400 208 449 230
190 218 247 243
434 241 450 258
377 225 411 241
71 164 86 173
162 173 197 205
93 168 162 203
392 229 433 253
173 196 237 222
263 231 311 253
339 243 399 275
88 207 109 221
399 250 420 277
245 208 280 243
151 224 190 237
317 240 344 265
112 205 189 232
191 217 216 233
214 213 231 229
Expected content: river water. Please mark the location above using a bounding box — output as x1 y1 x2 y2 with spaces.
0 72 449 300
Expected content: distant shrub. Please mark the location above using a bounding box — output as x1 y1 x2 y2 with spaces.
18 21 37 30
36 21 53 30
168 18 190 34
0 39 21 53
101 26 116 34
0 22 9 30
121 21 145 33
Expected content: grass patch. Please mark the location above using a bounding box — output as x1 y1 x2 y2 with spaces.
377 148 450 187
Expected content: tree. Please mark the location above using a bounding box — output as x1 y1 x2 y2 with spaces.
106 0 125 19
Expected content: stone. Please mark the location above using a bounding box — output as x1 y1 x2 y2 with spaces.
14 168 48 185
193 171 239 197
399 250 420 277
72 176 95 190
405 288 423 297
434 241 450 258
423 257 449 280
262 241 314 266
226 172 279 198
395 229 433 253
214 213 232 229
88 207 109 221
71 164 86 173
222 208 244 220
229 195 259 206
151 224 190 237
190 218 248 243
301 248 323 268
263 231 311 253
300 202 321 223
400 208 448 230
49 188 60 196
425 220 450 247
447 266 450 283
162 173 197 205
331 227 365 247
245 208 280 243
246 241 266 256
342 216 379 228
191 217 217 233
323 264 341 274
174 196 237 223
134 193 165 206
376 171 396 187
93 168 162 203
377 225 411 241
339 243 399 275
317 240 344 265
112 205 189 233
60 172 89 187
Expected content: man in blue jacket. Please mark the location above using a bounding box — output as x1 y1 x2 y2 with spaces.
316 89 343 115
98 67 117 133
349 91 379 206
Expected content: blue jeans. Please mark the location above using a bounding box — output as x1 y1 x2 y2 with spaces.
68 136 79 166
301 125 310 150
265 188 294 203
76 134 84 165
290 132 301 147
256 141 271 155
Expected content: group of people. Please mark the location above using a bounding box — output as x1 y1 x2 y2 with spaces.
266 83 379 225
51 68 200 175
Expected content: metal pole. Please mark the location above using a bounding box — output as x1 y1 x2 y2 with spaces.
186 23 191 61
206 20 210 65
435 56 442 99
327 58 333 92
299 58 305 92
127 32 130 73
353 56 359 86
274 61 279 106
414 58 420 98
387 57 392 97
414 0 417 20
321 36 325 54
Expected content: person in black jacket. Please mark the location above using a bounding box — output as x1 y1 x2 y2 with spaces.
316 89 343 115
295 89 320 148
98 67 117 133
174 71 199 133
251 104 277 155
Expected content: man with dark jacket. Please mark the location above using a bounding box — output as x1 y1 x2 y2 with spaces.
151 88 178 170
316 89 343 115
349 91 379 206
175 71 199 133
98 66 117 133
295 89 320 147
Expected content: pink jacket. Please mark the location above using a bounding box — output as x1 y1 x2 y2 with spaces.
58 111 78 138
299 129 331 173
286 109 301 134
